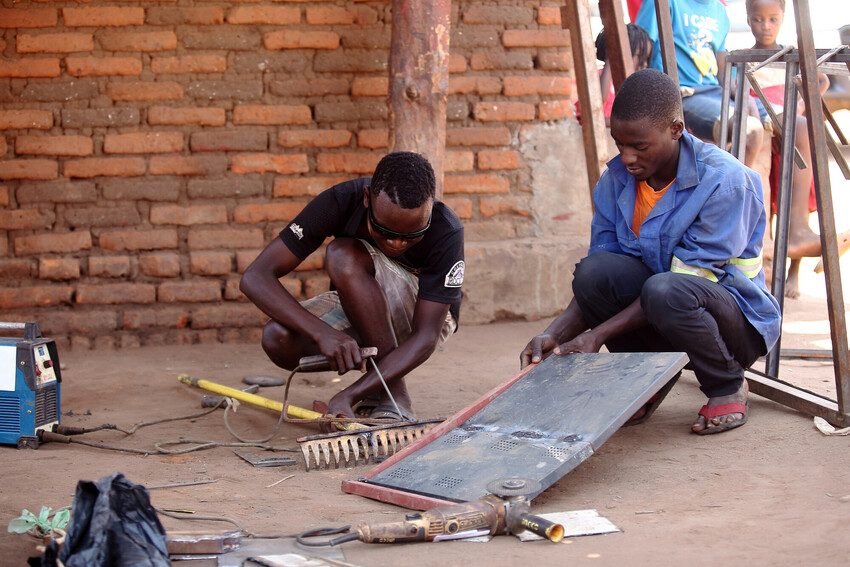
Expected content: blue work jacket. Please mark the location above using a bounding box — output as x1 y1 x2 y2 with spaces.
589 132 781 351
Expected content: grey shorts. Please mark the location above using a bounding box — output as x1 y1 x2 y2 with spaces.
300 239 456 345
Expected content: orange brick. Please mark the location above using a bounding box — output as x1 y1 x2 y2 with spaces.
449 76 502 95
449 53 467 74
0 160 58 180
538 100 574 121
231 153 309 175
235 249 261 273
149 156 226 176
63 7 145 27
139 253 181 277
150 204 228 225
352 76 388 97
39 258 80 281
66 56 142 77
502 30 569 48
0 209 54 230
0 186 8 207
264 31 340 50
538 6 562 25
152 55 227 74
190 251 232 276
538 52 571 71
148 107 226 126
478 150 521 170
0 110 53 130
0 138 5 157
0 286 72 309
104 132 184 154
99 31 178 52
0 58 60 78
474 102 535 122
278 130 352 149
504 76 571 96
64 157 145 178
316 152 381 174
444 174 510 194
0 9 57 29
445 151 474 172
187 228 264 251
233 105 312 126
18 32 91 54
88 256 130 278
106 81 183 101
123 307 189 330
479 195 531 218
14 231 92 255
16 135 93 157
146 7 225 26
447 127 511 147
99 229 178 252
463 5 533 25
77 283 156 305
191 303 265 329
273 176 348 198
357 129 388 149
227 6 300 25
233 202 306 224
306 6 354 25
443 196 473 220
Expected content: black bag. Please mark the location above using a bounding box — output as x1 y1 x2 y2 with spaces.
30 472 169 567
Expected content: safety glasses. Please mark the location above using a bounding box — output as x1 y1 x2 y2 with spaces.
368 204 431 241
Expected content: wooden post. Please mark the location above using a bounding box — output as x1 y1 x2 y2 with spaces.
563 1 608 193
388 0 451 198
598 0 634 91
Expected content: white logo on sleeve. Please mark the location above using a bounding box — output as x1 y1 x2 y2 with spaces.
444 260 465 288
289 223 303 240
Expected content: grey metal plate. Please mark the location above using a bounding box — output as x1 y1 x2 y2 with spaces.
366 352 688 503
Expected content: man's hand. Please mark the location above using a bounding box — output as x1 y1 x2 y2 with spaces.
315 330 364 374
520 333 558 368
553 330 603 355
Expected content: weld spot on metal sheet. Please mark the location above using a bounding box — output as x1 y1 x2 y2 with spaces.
490 439 520 452
434 476 463 489
461 424 485 432
511 430 544 439
386 467 414 480
560 434 582 443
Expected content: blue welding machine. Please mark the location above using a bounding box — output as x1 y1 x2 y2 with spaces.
0 322 61 449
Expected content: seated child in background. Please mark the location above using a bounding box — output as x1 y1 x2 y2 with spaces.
746 0 849 298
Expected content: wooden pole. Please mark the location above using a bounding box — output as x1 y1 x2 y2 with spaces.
598 0 634 91
388 0 451 198
563 1 608 193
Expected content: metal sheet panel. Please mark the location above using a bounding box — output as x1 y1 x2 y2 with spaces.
365 352 687 503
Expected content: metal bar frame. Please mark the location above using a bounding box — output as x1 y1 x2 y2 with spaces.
653 0 679 84
598 0 634 91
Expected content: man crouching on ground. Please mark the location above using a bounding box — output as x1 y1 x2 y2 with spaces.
241 152 464 421
520 69 780 435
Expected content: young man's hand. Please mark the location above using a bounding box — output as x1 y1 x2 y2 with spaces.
520 333 558 368
326 390 356 419
315 330 364 374
554 330 603 356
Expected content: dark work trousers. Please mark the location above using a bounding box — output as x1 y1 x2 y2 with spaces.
572 251 766 398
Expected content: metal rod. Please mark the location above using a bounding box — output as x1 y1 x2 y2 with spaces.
653 0 680 85
368 357 404 420
730 62 747 160
598 0 634 91
745 66 807 168
816 45 848 66
718 59 732 154
726 48 850 63
751 44 795 72
765 60 799 378
794 0 850 425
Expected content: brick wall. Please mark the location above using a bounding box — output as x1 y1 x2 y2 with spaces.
0 1 575 349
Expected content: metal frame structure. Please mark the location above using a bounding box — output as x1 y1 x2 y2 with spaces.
563 0 850 427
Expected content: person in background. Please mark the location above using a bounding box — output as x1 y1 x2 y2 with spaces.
746 0 849 298
636 0 765 170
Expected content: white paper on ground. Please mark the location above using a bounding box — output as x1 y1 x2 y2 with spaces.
814 416 850 436
516 509 621 542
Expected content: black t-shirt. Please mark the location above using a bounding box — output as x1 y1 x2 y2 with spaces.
279 177 464 323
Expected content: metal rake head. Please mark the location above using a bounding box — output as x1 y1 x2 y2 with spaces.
298 421 438 471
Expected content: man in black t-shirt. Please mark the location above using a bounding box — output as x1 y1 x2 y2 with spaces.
240 152 464 420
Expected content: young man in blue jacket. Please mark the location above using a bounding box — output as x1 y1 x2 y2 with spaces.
521 69 780 435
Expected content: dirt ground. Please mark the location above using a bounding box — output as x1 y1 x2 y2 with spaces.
2 265 850 567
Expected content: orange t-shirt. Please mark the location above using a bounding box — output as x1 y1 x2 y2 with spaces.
632 179 675 236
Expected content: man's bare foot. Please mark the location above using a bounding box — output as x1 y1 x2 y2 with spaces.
785 259 801 299
786 227 823 260
691 379 749 435
813 229 850 274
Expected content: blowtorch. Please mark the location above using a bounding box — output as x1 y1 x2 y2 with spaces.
298 478 564 546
